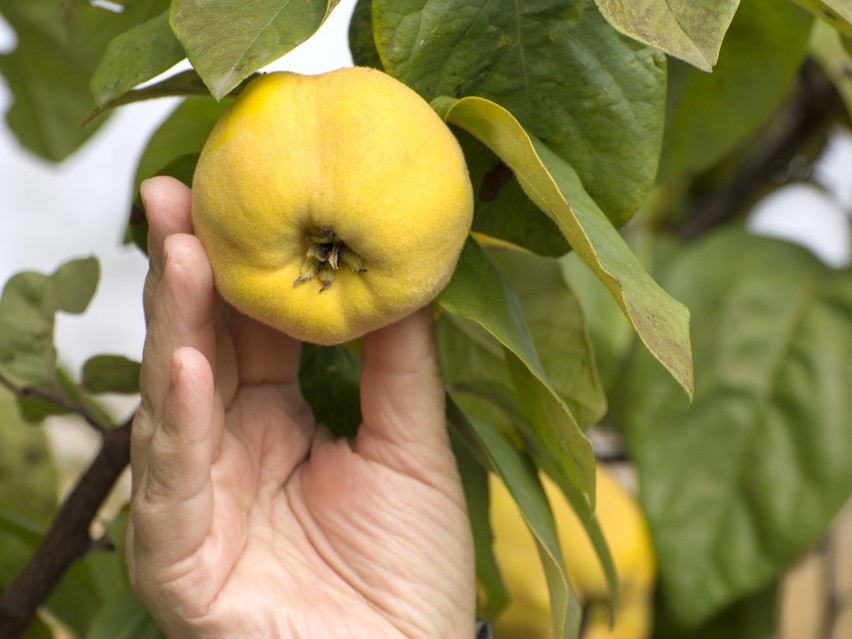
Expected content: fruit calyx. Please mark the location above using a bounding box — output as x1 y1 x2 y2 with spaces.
293 228 367 292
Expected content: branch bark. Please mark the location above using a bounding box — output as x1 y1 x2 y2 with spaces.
0 419 132 639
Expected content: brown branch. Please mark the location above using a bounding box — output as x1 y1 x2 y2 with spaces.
0 372 107 434
0 418 132 638
677 60 848 241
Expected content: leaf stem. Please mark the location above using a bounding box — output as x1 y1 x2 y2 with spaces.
0 371 107 434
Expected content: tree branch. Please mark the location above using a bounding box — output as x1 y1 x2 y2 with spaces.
0 372 107 434
0 418 132 638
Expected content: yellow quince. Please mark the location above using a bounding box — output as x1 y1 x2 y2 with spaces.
192 67 473 344
490 464 657 639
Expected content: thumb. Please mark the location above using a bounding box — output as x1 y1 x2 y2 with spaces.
356 306 455 482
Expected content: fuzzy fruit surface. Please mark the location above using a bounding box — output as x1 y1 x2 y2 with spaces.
191 67 474 344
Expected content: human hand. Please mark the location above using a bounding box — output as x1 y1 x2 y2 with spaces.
127 176 475 638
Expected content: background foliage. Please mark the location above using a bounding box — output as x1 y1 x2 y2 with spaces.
0 0 851 638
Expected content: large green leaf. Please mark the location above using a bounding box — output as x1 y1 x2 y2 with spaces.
348 0 383 69
450 411 583 639
170 0 341 100
593 0 740 71
437 241 618 607
133 97 230 193
620 229 852 626
0 398 57 610
438 96 694 398
0 258 99 388
439 248 604 430
659 0 812 180
374 0 666 227
299 344 362 438
0 510 110 637
460 130 570 257
0 393 57 524
81 355 141 395
653 582 779 639
488 249 606 430
810 19 852 116
90 11 186 107
0 0 167 161
85 588 165 639
127 96 230 250
447 407 509 620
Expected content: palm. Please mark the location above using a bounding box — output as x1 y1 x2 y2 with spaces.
127 178 474 638
185 317 471 638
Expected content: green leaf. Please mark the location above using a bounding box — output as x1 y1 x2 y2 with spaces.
810 19 852 116
451 413 582 639
794 0 852 37
0 392 58 523
439 97 694 398
0 0 168 161
45 556 108 637
348 0 383 70
620 230 852 626
84 70 213 126
438 241 548 400
0 510 42 601
593 0 740 71
654 582 779 639
90 11 186 107
659 0 812 180
170 0 341 100
128 152 201 253
439 247 604 430
85 588 165 639
133 98 230 193
127 96 229 251
0 258 99 388
299 344 362 438
447 405 509 620
488 249 606 430
52 258 101 314
81 355 141 395
559 252 635 396
374 0 666 227
437 242 595 499
21 615 53 639
503 353 618 618
459 130 569 257
437 241 617 608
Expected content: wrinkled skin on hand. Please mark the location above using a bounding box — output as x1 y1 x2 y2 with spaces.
126 176 475 639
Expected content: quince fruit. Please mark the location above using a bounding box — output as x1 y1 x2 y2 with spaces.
490 465 656 639
192 67 473 344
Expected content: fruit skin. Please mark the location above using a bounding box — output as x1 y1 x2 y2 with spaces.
490 464 656 639
191 67 473 344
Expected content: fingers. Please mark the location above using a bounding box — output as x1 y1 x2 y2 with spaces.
132 233 218 489
357 306 456 483
141 177 193 324
230 313 303 387
131 347 218 567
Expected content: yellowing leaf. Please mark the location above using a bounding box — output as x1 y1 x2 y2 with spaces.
593 0 740 71
437 96 694 398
